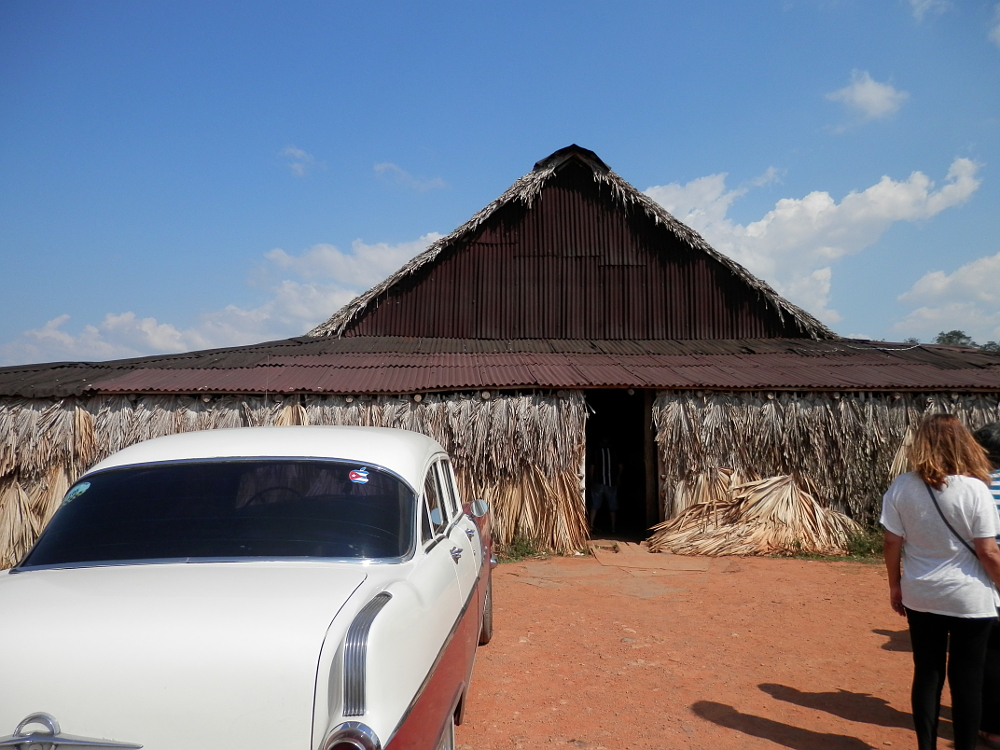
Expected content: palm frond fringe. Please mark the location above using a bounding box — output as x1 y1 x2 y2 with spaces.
0 392 589 568
651 390 1000 529
3 388 998 567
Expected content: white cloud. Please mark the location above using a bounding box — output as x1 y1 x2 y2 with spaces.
646 174 746 229
0 234 441 366
750 166 782 187
374 163 447 192
645 158 981 324
0 313 203 364
279 146 320 177
893 302 1000 342
826 70 909 128
894 251 1000 341
263 234 441 289
908 0 950 21
900 252 1000 307
990 4 1000 48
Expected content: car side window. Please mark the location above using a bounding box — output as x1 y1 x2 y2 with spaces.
422 467 447 541
419 496 433 543
445 460 463 510
436 460 459 520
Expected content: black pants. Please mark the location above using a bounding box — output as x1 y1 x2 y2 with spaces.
905 607 995 750
984 616 1000 735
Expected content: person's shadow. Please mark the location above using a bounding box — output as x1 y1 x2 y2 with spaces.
691 701 873 750
757 683 953 741
872 628 912 652
758 684 912 729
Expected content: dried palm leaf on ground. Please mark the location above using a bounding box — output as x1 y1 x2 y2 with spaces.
669 466 753 518
648 474 861 556
730 476 861 554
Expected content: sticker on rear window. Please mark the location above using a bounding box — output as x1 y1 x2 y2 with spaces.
62 482 91 505
349 468 369 484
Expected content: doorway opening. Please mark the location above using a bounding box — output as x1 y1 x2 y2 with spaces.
584 389 656 541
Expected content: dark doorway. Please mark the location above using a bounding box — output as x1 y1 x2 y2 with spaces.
584 389 653 539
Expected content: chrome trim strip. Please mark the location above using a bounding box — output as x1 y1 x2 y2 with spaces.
343 592 393 717
424 536 445 553
0 712 143 748
12 554 410 574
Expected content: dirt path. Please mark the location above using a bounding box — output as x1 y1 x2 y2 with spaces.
456 545 932 750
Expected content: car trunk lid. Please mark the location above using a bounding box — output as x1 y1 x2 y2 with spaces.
0 561 367 750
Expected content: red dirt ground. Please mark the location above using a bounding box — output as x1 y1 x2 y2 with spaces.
455 549 936 750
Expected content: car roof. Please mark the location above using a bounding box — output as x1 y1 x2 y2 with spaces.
85 426 445 490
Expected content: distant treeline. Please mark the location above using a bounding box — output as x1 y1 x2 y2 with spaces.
903 330 1000 353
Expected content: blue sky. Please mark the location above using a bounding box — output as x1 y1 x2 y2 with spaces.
2 0 1000 365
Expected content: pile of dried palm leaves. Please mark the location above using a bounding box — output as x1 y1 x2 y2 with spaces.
648 473 862 556
0 391 589 567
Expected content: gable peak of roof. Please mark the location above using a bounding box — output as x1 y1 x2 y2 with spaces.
308 147 837 340
532 144 610 175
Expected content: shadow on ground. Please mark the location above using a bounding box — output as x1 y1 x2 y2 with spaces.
759 684 912 729
873 628 912 652
691 701 874 749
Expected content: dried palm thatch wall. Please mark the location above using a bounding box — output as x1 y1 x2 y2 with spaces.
0 391 589 569
653 390 1000 525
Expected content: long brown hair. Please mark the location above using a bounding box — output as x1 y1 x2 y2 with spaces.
908 413 992 489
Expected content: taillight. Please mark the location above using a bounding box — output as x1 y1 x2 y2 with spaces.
323 721 381 750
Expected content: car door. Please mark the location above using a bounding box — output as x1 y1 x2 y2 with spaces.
436 459 480 606
375 464 477 750
416 463 464 646
445 460 482 566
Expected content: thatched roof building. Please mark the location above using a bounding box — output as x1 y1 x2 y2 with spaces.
310 146 833 341
3 145 1000 565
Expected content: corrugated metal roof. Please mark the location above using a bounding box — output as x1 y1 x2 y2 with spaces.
313 148 834 341
3 337 1000 397
340 165 817 341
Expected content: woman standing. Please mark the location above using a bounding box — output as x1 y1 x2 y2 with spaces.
972 421 1000 749
881 414 1000 750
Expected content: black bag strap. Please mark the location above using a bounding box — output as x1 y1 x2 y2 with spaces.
924 482 976 555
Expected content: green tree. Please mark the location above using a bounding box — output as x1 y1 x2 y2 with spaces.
935 330 977 347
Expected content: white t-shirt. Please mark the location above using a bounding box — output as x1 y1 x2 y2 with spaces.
881 472 1000 618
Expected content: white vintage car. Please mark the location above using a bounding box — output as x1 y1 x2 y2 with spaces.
0 426 494 750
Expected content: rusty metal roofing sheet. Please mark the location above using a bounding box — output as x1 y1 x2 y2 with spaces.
4 337 1000 397
83 357 1000 395
343 167 815 341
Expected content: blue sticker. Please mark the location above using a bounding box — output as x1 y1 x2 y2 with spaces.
349 468 369 484
62 482 91 505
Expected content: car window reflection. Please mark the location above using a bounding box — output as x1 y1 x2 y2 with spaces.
21 459 416 567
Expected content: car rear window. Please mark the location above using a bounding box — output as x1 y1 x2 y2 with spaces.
19 459 415 568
